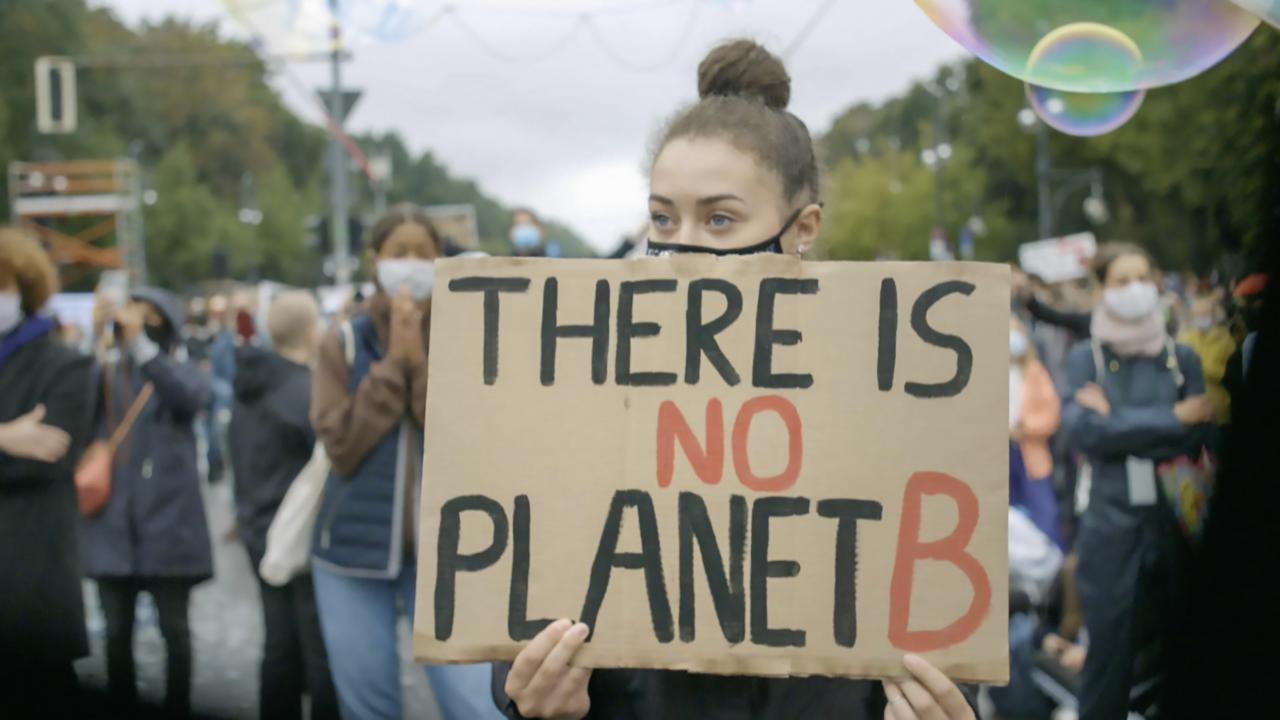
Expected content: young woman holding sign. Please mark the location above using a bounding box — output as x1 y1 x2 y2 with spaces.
491 40 975 720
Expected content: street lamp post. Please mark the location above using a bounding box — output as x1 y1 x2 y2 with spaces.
1018 108 1054 240
1018 107 1108 240
328 0 351 286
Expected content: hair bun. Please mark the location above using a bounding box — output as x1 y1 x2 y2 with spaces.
697 39 790 110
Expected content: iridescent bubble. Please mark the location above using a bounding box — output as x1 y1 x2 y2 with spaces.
914 1 1260 92
1230 0 1280 28
221 0 424 54
1027 22 1143 92
1022 22 1146 135
1026 83 1146 137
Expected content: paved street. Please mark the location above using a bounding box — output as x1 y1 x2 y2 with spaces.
74 479 443 719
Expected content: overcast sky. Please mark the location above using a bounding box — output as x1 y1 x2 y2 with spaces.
96 0 963 252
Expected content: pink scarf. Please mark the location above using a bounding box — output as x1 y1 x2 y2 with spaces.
1090 306 1167 357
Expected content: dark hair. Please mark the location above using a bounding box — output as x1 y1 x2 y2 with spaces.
510 207 541 226
653 39 820 204
366 203 443 255
1091 242 1155 284
0 227 58 315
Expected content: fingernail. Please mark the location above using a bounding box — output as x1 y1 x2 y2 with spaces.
903 654 924 670
569 623 590 640
554 618 573 631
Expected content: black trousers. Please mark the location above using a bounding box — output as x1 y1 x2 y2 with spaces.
256 568 340 720
97 577 194 717
1077 505 1187 720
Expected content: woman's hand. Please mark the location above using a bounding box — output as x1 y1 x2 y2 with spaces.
505 619 593 720
114 305 145 345
92 295 115 340
0 405 71 462
1011 268 1032 304
882 654 975 720
1173 395 1214 426
388 287 426 367
1074 383 1111 417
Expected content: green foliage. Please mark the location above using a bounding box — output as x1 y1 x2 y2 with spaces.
820 29 1280 272
0 0 594 294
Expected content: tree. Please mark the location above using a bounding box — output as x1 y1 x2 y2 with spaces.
142 142 243 289
0 1 596 294
819 27 1280 272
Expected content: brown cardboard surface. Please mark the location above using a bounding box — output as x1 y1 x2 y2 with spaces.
412 255 1010 684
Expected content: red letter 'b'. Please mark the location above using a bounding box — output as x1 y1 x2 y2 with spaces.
888 471 991 652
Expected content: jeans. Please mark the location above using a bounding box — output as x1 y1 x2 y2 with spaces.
257 570 340 720
989 613 1054 720
312 561 504 720
97 577 194 717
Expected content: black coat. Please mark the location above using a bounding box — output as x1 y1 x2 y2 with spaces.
80 288 214 581
228 346 314 565
492 664 978 719
0 332 95 664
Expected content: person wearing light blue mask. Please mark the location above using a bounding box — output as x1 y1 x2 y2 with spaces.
309 203 503 720
509 208 546 257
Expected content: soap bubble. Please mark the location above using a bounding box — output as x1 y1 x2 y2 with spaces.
1021 22 1146 136
1229 0 1280 28
1026 22 1143 93
1027 83 1146 137
914 1 1260 92
221 0 425 54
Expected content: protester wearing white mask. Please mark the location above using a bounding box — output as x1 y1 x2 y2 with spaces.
1061 242 1216 719
376 256 435 302
1 228 95 714
309 204 502 720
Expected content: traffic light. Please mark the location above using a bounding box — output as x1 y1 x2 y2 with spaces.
313 216 365 255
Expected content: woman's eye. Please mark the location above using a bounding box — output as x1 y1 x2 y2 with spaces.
651 213 674 229
709 214 733 228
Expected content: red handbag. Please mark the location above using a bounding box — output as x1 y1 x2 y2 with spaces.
75 375 153 517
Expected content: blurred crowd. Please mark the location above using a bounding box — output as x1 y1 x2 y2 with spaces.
999 246 1265 719
0 190 1273 720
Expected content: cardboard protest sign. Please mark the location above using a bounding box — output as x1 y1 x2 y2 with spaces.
413 256 1009 684
1018 232 1097 284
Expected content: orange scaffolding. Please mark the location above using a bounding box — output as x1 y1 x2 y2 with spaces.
7 158 146 287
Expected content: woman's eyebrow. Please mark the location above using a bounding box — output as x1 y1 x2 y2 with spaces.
696 194 745 207
648 193 746 207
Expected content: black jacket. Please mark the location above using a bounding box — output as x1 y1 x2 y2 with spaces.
228 346 315 565
492 663 978 719
1027 296 1091 339
0 331 94 664
81 287 214 581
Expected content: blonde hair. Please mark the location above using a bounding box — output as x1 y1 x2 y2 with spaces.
0 227 58 315
266 290 319 351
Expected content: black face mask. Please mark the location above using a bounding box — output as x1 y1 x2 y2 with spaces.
644 208 803 257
